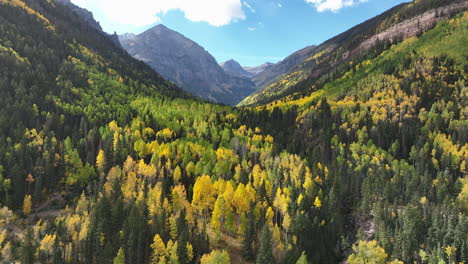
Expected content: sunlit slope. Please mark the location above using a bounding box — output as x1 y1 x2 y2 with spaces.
240 0 467 106
253 11 467 113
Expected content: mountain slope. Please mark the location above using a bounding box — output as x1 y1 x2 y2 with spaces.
252 45 317 89
54 0 122 46
243 62 274 76
220 59 253 78
240 0 468 106
120 25 256 105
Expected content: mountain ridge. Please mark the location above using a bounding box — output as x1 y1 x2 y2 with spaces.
220 59 253 78
120 24 256 105
243 62 274 76
240 0 468 106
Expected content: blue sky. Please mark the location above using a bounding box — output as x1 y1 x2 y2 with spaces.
71 0 409 67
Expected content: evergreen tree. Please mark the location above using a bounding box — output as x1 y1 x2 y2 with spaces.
242 204 255 260
177 210 189 264
256 225 275 264
21 228 36 264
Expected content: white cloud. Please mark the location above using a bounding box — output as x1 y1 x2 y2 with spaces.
243 1 256 13
305 0 358 12
247 21 263 31
71 0 246 27
278 3 282 8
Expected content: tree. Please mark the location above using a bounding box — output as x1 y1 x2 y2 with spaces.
23 195 32 216
21 228 36 264
457 180 468 213
151 234 166 263
211 195 227 236
173 166 182 183
348 240 387 264
257 225 275 264
201 250 231 264
296 251 308 264
233 183 250 214
192 175 215 222
177 210 189 264
96 149 106 172
113 248 125 264
314 196 322 209
242 205 255 260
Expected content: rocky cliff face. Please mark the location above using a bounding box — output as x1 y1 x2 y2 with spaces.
120 25 256 105
221 59 253 78
348 1 468 58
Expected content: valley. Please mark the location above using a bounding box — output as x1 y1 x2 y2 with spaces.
0 0 466 263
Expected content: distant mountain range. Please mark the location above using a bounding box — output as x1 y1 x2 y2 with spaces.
119 25 256 105
220 59 253 78
243 62 274 76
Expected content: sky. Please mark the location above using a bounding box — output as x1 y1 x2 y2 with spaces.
71 0 409 67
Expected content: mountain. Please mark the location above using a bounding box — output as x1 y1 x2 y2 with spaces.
120 25 256 105
240 0 468 106
243 62 274 76
251 45 317 88
53 0 121 46
54 0 102 31
220 59 253 78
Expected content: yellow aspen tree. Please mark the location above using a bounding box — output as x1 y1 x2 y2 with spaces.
232 183 249 214
211 195 226 236
191 175 215 222
283 213 291 246
187 243 194 262
314 196 322 208
173 166 182 183
171 185 188 213
348 240 387 264
122 171 137 202
23 195 32 215
39 234 56 262
150 234 166 263
222 181 235 206
96 149 106 172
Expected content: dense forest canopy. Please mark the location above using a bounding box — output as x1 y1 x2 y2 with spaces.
0 0 467 264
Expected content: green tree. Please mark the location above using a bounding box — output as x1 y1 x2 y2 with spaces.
201 250 231 264
21 228 36 264
296 251 308 264
257 225 275 264
113 248 125 264
242 205 255 260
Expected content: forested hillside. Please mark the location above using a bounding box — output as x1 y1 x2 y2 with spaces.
0 0 467 264
240 0 467 106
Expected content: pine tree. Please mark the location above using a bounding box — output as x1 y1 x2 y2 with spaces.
177 210 189 264
242 205 255 260
256 225 275 264
21 228 36 264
